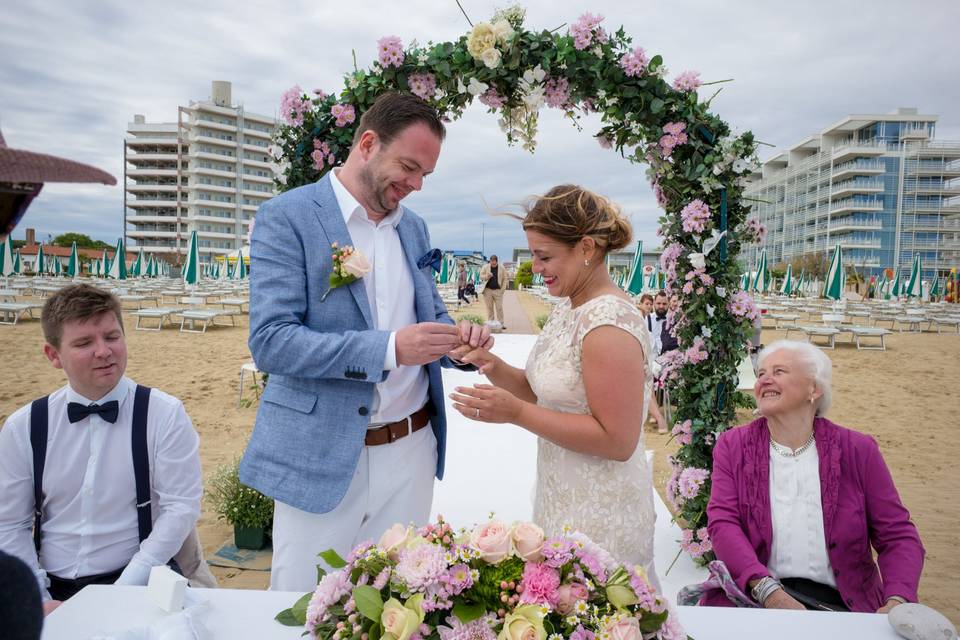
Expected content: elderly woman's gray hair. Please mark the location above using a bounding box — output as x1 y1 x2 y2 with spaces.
756 340 833 416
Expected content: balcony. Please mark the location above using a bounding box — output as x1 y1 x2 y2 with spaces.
191 119 237 133
830 179 884 199
829 218 883 233
127 229 178 239
831 140 888 162
193 183 236 194
126 151 180 163
830 198 884 215
127 168 179 178
831 160 885 181
126 198 181 209
910 202 960 214
191 166 237 179
126 184 179 193
125 137 180 147
190 132 237 147
126 212 181 223
911 183 960 196
910 162 960 178
834 237 882 250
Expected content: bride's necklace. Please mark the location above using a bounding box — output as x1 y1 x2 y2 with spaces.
770 432 815 458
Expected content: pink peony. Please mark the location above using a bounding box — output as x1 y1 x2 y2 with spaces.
620 47 649 77
518 562 560 607
377 35 404 67
672 70 701 93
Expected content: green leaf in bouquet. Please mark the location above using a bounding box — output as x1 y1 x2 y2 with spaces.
292 591 313 621
637 608 669 633
274 607 301 626
354 584 386 622
319 548 348 569
452 602 485 624
369 623 383 640
317 565 328 583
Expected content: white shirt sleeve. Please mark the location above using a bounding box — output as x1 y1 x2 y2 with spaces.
382 331 398 372
0 410 52 600
116 400 201 586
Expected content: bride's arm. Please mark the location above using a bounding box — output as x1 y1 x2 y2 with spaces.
517 325 646 460
455 347 537 403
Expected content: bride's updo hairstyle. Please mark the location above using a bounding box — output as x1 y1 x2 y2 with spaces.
520 185 632 255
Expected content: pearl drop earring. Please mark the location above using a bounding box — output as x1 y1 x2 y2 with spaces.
584 259 590 266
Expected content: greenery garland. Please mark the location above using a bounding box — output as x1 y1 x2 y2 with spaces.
271 4 765 565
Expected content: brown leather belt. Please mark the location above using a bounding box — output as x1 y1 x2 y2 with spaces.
365 407 430 446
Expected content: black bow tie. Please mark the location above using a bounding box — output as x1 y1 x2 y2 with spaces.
67 401 120 424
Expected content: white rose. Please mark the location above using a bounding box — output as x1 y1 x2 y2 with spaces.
510 522 544 562
379 524 412 561
467 23 497 58
491 19 515 44
342 250 372 278
689 253 706 270
480 48 502 69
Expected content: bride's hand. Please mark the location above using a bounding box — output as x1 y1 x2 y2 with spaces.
448 345 499 375
450 384 523 423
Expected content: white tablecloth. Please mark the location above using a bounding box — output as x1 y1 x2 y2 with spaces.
42 585 901 639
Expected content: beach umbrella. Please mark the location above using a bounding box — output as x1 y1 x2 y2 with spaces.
822 243 844 301
108 238 127 279
793 270 806 296
890 266 902 298
752 249 768 293
873 272 886 300
646 265 659 292
99 248 109 278
905 253 923 298
930 273 942 300
625 240 644 295
438 253 449 284
66 241 79 278
0 235 13 276
235 250 248 280
13 249 21 274
130 247 145 277
779 264 793 295
739 272 749 291
183 230 200 285
35 244 47 275
52 257 61 276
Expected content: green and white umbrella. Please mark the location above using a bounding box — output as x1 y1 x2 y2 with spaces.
930 273 942 299
438 253 450 284
905 253 923 298
779 264 793 295
183 230 201 285
53 257 62 276
130 247 146 277
822 243 844 301
66 242 79 278
0 235 13 277
873 273 885 299
890 266 902 298
625 240 644 295
752 248 769 293
794 270 806 296
235 251 248 280
35 244 47 275
99 249 109 278
13 249 22 275
646 265 659 292
533 272 543 286
740 272 750 291
108 238 127 279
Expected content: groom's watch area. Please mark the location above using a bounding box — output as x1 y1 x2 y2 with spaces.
364 406 430 446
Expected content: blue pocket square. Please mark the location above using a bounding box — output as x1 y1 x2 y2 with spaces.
417 248 443 272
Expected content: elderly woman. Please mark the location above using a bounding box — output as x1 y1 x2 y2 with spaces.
705 340 924 612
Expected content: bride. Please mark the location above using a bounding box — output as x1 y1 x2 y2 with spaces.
450 185 659 585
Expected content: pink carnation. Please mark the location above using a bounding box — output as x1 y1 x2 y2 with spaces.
377 35 404 67
672 70 701 92
331 103 356 127
408 73 437 101
680 199 711 234
620 46 649 77
518 562 560 607
570 13 606 50
280 85 310 127
311 139 333 171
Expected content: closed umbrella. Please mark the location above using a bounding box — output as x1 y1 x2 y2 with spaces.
183 230 200 286
35 244 46 275
646 265 659 292
794 270 806 297
752 249 768 293
740 272 749 291
779 264 793 295
905 253 923 298
0 235 13 276
930 273 942 300
438 253 449 284
890 266 902 299
130 248 146 277
108 238 127 279
13 249 21 274
822 244 844 301
626 240 644 295
66 241 79 278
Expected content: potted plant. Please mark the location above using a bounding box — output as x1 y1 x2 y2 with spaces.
207 458 274 550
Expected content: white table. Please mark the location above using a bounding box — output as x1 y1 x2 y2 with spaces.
42 585 902 640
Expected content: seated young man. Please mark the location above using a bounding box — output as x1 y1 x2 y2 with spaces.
0 284 202 614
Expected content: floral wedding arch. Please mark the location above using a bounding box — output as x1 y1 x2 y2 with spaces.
271 5 765 564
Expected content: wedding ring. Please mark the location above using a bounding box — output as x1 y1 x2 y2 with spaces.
475 408 480 418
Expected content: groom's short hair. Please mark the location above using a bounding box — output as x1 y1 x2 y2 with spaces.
352 92 446 148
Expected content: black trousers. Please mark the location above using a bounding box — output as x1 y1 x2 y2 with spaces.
47 567 125 601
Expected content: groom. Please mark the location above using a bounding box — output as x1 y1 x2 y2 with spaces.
240 92 491 591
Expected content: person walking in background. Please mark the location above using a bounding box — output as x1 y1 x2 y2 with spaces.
638 293 669 435
480 254 507 327
456 262 469 308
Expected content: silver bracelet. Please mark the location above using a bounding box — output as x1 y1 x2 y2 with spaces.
751 577 783 604
887 596 908 605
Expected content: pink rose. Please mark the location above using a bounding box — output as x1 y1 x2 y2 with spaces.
605 617 641 640
342 249 372 278
555 582 590 615
379 524 412 561
510 522 544 562
470 520 511 564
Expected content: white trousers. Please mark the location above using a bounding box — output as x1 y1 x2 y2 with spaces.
270 425 437 592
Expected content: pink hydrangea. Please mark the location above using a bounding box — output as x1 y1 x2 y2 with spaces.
672 70 701 92
671 419 693 446
331 103 356 128
659 122 688 159
408 73 437 101
477 88 506 109
620 46 649 77
305 569 352 635
395 543 447 591
728 290 760 322
280 85 310 127
677 467 710 500
377 35 404 67
685 336 709 365
680 199 711 234
518 562 560 606
569 13 607 50
544 76 572 109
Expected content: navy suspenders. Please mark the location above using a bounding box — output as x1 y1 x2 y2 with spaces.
29 385 154 554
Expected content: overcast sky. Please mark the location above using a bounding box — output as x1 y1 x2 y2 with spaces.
3 0 958 261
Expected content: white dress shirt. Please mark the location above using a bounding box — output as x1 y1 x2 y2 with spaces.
767 441 837 587
0 376 202 600
330 169 428 425
646 313 665 356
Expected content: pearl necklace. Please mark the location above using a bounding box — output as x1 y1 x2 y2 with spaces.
770 432 815 458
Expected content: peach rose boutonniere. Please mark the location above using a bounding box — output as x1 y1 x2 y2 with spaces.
322 241 372 301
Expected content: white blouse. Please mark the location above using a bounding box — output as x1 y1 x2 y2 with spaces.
767 440 837 587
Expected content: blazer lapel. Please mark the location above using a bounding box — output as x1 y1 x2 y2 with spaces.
396 213 433 322
311 177 374 329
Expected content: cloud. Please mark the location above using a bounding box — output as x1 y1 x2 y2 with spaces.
3 0 958 261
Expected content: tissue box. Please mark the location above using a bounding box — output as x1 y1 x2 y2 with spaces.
148 565 187 612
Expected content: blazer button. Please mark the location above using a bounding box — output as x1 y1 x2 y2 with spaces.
358 406 369 416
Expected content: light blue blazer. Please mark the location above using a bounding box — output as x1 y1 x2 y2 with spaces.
239 175 462 514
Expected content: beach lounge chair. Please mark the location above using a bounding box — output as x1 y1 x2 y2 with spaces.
176 296 238 333
894 315 924 333
801 326 841 349
0 302 34 325
219 298 249 313
845 326 892 351
131 307 182 331
928 316 960 335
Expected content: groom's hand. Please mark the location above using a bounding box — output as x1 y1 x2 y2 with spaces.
457 320 494 350
396 322 461 366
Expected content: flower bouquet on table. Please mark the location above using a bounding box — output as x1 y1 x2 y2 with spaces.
276 517 685 640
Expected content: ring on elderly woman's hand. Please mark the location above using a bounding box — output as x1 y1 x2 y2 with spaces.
475 408 480 418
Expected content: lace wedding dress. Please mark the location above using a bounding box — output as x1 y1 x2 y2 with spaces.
526 294 659 583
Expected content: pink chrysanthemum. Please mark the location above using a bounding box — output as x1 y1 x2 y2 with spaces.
680 199 711 234
305 569 352 636
620 46 649 77
677 467 710 500
408 73 437 101
395 543 447 591
377 35 404 67
569 13 606 50
280 85 310 127
331 103 356 128
672 70 702 92
671 419 693 446
544 76 572 109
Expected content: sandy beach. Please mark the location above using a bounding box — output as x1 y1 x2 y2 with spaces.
1 291 957 623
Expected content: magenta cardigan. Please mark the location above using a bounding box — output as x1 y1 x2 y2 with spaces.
703 417 924 612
